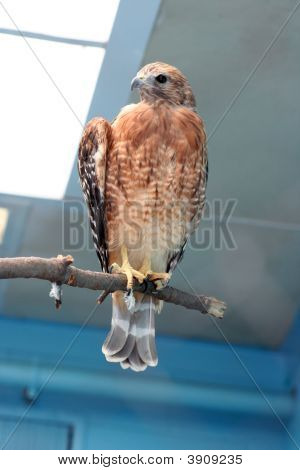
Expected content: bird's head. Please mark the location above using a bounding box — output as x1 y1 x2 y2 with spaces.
131 62 196 109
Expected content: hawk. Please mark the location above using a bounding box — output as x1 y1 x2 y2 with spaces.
78 62 207 372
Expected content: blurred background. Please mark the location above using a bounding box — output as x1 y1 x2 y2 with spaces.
0 0 300 450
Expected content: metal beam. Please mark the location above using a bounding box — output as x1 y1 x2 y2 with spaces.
0 359 294 417
0 28 107 48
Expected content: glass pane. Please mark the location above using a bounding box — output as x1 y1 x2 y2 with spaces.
0 35 105 198
0 0 120 42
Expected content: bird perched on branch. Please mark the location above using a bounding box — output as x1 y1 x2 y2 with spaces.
78 62 207 372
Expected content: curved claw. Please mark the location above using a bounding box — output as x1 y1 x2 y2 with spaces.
109 263 145 290
146 271 170 290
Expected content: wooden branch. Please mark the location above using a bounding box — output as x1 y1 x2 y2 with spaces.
0 256 226 318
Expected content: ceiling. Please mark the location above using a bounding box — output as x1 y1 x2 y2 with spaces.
1 0 300 348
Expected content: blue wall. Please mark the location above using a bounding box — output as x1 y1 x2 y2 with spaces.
0 315 299 449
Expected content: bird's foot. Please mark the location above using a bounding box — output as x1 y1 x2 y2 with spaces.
145 271 170 290
109 262 145 290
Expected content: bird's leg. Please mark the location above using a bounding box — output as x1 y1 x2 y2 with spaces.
139 257 170 291
109 245 145 291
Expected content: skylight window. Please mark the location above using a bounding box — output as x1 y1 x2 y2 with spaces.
0 0 119 43
0 0 120 199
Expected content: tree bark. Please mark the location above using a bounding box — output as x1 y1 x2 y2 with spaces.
0 255 226 318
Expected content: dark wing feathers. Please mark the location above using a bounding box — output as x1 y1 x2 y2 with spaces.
166 135 208 275
77 118 112 272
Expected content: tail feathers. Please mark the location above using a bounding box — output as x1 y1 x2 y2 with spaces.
135 297 157 367
106 318 135 362
102 292 159 372
102 295 131 357
126 344 148 372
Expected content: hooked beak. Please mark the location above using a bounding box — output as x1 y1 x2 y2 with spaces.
130 76 144 91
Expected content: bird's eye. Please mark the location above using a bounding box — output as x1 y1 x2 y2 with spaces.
155 74 167 84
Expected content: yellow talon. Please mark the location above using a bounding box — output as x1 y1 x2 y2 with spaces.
109 246 145 290
146 271 170 290
110 248 171 292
